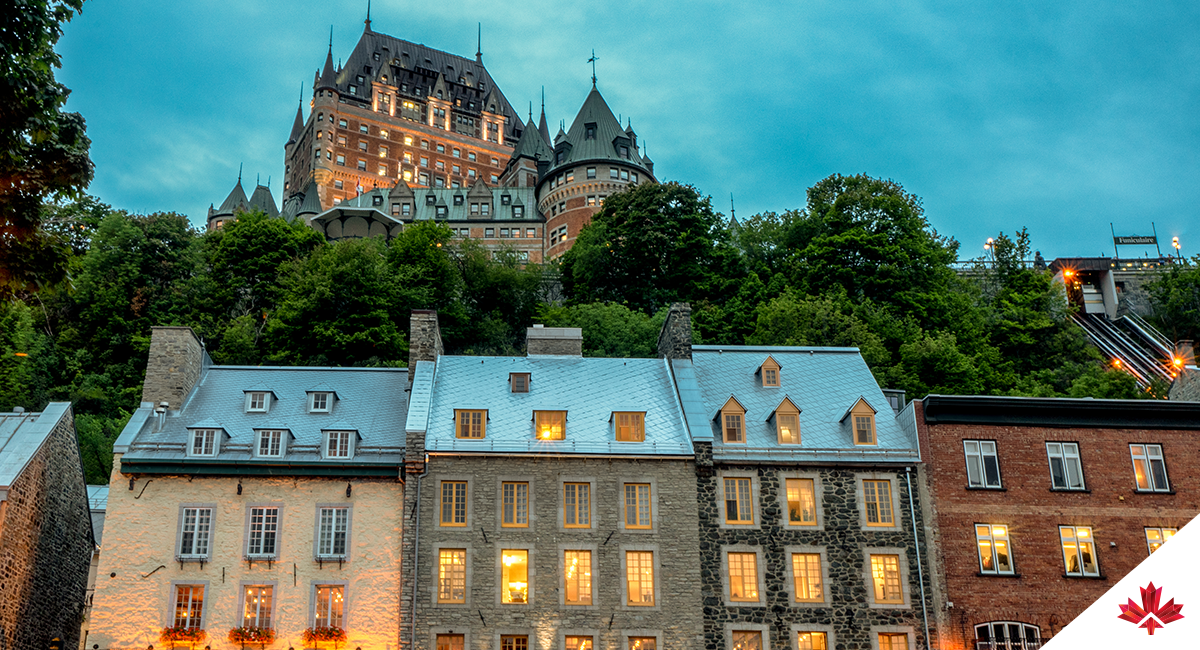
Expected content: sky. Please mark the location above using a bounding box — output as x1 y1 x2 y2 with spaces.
56 0 1199 260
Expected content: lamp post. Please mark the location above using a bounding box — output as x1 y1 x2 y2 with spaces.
1172 236 1181 260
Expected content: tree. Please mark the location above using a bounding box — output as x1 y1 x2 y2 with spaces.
0 0 93 295
747 291 891 368
447 241 546 354
560 181 744 314
1147 256 1200 343
536 302 667 358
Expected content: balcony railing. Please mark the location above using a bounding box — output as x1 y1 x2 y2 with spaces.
974 640 1042 650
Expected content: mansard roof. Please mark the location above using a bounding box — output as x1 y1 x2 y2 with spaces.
248 184 279 218
543 86 654 180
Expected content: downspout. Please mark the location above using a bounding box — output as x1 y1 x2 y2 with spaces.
408 455 430 650
906 466 932 650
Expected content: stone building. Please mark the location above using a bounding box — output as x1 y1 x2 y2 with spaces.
0 403 94 650
658 305 933 650
913 394 1200 649
86 327 408 649
81 484 109 648
402 313 704 650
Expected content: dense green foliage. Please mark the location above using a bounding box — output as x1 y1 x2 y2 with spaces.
7 173 1188 482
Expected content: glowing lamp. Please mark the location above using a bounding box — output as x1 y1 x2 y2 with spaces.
1174 357 1184 367
1063 269 1075 278
992 526 1007 536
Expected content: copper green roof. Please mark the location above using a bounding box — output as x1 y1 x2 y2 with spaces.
216 179 249 215
287 101 304 145
248 184 279 218
543 87 654 179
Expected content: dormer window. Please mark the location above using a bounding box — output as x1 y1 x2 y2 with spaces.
614 412 645 442
455 410 487 438
534 411 566 440
510 373 530 393
772 397 801 444
720 397 746 444
190 429 218 457
246 392 270 413
325 430 353 459
841 398 878 445
585 123 596 140
310 392 332 413
759 357 780 387
257 430 285 457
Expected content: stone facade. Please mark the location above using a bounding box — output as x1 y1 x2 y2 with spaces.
411 455 704 650
0 404 93 650
656 303 692 361
526 326 583 356
141 326 206 411
409 310 445 375
1169 367 1200 401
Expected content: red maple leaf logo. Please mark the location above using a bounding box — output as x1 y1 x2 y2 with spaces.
1118 582 1185 635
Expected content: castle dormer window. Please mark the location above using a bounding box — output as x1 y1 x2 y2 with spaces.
619 145 630 158
585 123 596 140
189 428 221 457
614 412 645 442
246 391 271 413
535 410 566 440
309 392 333 413
840 398 878 445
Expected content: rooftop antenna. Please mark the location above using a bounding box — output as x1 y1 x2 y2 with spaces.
730 193 736 221
476 23 482 62
256 173 260 186
587 49 599 87
329 25 333 52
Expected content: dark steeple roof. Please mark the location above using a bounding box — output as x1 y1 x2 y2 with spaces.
216 178 249 216
543 87 654 180
538 88 550 144
248 184 279 218
297 179 323 217
508 117 553 165
316 38 337 91
287 101 305 145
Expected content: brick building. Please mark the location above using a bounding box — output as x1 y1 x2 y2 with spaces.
402 313 704 650
0 403 94 650
913 394 1200 650
86 327 408 649
658 305 935 650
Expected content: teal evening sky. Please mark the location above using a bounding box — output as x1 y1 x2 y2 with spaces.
57 0 1198 260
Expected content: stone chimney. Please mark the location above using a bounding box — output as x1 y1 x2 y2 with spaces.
409 310 444 371
142 327 205 410
657 302 693 360
526 324 582 356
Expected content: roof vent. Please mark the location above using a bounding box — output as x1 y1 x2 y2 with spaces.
12 406 24 414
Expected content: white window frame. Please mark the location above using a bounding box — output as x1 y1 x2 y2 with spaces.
189 428 218 457
1144 527 1177 554
963 440 1002 488
245 505 282 559
245 391 270 413
1059 525 1100 577
324 430 354 459
1129 443 1170 492
170 582 208 630
975 524 1015 575
316 506 351 559
309 392 332 413
1046 442 1085 490
239 582 276 629
256 429 285 458
177 506 214 560
311 583 347 628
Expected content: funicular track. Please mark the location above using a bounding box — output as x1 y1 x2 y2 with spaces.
1070 313 1175 387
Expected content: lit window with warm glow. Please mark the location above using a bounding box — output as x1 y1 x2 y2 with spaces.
624 483 652 529
615 412 645 442
776 410 800 444
502 482 528 527
173 585 205 629
1130 444 1170 492
242 585 273 628
564 549 592 605
440 481 468 526
724 477 753 525
535 410 566 440
727 552 760 602
976 524 1014 575
437 634 464 650
625 551 655 605
731 630 761 650
455 410 486 438
791 553 823 602
780 479 816 526
870 554 903 604
797 632 827 650
1145 527 1177 554
437 549 466 603
863 480 894 526
313 585 344 627
629 638 656 650
564 482 591 528
878 633 908 650
1060 526 1099 576
565 637 593 650
501 550 529 603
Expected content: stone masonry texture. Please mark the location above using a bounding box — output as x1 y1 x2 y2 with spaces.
0 407 93 650
914 399 1200 649
656 303 693 361
412 455 704 650
1169 368 1200 401
141 327 204 410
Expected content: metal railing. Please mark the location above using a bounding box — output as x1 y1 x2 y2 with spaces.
425 437 692 455
974 641 1042 650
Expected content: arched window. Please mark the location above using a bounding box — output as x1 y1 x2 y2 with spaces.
974 622 1040 650
317 112 324 122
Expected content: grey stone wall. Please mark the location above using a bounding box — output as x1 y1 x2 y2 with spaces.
141 326 205 410
409 310 444 369
1112 270 1159 318
0 407 93 650
527 327 583 357
657 303 693 360
1170 369 1200 401
698 462 933 650
412 455 704 650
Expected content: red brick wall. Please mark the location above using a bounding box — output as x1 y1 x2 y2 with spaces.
915 399 1199 649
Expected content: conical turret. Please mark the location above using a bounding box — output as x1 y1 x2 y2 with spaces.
287 101 305 146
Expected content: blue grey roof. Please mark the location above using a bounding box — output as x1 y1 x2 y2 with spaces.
88 484 109 546
421 356 692 456
119 366 408 469
688 346 919 462
335 185 539 223
0 403 72 498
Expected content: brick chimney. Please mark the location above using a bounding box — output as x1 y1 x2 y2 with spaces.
657 302 693 360
526 325 583 356
409 310 444 370
141 327 205 410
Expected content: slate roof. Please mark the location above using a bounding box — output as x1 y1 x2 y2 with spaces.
87 484 108 545
506 117 553 169
329 184 540 223
419 356 692 456
287 102 305 145
118 366 408 474
0 403 73 498
685 346 919 462
248 184 279 218
543 87 653 180
214 179 249 216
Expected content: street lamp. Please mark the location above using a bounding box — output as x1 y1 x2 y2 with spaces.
1172 236 1181 259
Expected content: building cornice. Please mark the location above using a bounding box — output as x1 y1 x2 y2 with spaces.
922 394 1200 429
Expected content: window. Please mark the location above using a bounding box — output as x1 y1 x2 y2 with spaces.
438 549 466 603
246 507 279 558
797 632 827 650
1060 525 1099 576
624 483 652 529
336 154 345 166
455 410 486 438
625 550 655 605
723 477 753 524
334 180 344 190
378 164 387 175
1046 442 1085 489
526 228 535 237
786 478 817 525
792 553 823 602
191 429 217 456
973 623 1040 650
722 398 745 443
878 634 908 650
610 168 620 179
629 638 656 650
468 151 476 161
440 481 468 526
631 173 638 183
615 412 645 442
976 524 1014 575
310 392 331 413
502 482 529 527
491 157 499 166
870 554 903 603
337 135 347 146
242 585 273 628
727 552 760 602
854 415 875 445
776 399 800 444
587 167 596 179
586 196 596 207
359 141 368 151
564 550 592 605
452 164 461 175
326 430 352 458
357 160 367 171
436 206 448 217
178 507 212 558
317 507 349 558
761 358 780 386
863 479 894 526
172 585 205 629
257 430 284 457
535 411 566 440
359 123 368 134
485 228 494 237
564 482 591 528
246 391 269 412
565 637 593 650
313 585 344 627
1145 527 1177 554
437 143 446 153
964 440 1001 488
731 631 761 650
338 119 348 128
481 203 489 215
501 549 529 603
402 203 411 216
437 635 465 650
1131 444 1169 491
502 636 528 650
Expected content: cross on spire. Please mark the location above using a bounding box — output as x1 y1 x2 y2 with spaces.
587 50 599 87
